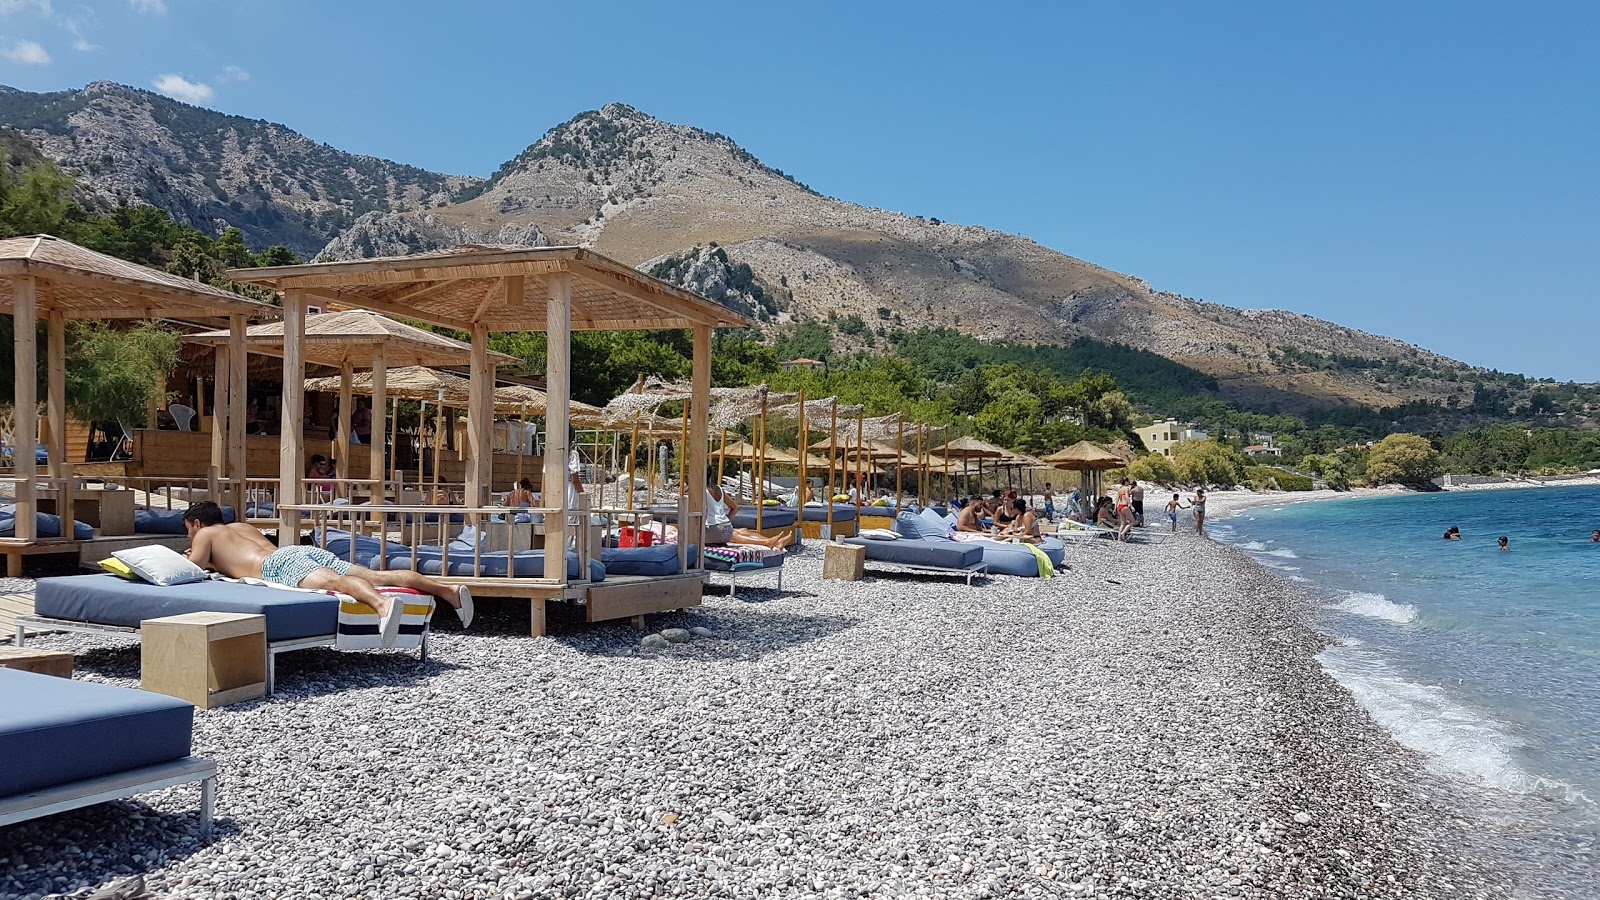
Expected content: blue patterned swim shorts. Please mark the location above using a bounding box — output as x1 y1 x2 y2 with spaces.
260 546 351 588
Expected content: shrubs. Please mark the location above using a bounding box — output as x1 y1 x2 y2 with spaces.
1366 433 1443 486
1126 453 1177 484
1171 440 1247 487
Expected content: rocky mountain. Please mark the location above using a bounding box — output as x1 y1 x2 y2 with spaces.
0 82 476 256
0 85 1492 412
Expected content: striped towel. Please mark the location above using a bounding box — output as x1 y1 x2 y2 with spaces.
703 546 782 567
336 587 434 650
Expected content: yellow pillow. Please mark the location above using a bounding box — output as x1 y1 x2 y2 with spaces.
98 557 138 579
762 499 780 506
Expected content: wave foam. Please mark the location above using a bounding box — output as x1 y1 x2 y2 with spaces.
1320 647 1590 804
1331 592 1418 624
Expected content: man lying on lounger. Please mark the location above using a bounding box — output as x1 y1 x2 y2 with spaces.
181 501 472 648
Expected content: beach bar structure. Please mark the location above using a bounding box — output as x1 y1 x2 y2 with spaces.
0 235 277 570
187 311 517 504
230 245 752 633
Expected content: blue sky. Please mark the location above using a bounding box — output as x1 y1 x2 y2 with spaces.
0 1 1595 380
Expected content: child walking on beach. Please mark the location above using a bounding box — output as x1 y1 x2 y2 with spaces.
1043 483 1055 521
1165 494 1188 533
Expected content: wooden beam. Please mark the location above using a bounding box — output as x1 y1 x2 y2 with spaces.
278 289 306 545
13 276 37 541
45 310 65 482
227 314 247 514
209 345 228 499
336 361 353 497
465 322 493 507
688 324 711 562
236 250 573 286
370 344 386 503
541 273 572 593
296 288 473 332
366 279 454 309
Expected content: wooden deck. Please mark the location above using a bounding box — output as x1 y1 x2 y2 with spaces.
0 591 37 643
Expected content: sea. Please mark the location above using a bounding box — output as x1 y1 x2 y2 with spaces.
1215 485 1600 895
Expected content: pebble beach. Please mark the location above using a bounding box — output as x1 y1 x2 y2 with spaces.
2 531 1511 899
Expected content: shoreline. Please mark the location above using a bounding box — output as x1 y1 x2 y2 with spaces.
1 537 1510 897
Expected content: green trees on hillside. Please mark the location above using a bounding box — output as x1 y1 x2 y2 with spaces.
1365 434 1444 486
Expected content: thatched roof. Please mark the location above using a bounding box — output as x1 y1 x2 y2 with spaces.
0 234 277 323
306 366 472 403
229 245 753 333
931 435 1009 459
1041 440 1127 471
186 309 515 368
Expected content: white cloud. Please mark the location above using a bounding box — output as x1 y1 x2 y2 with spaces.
216 64 248 83
152 73 213 104
1 39 50 64
0 1 53 17
64 17 94 51
128 0 164 13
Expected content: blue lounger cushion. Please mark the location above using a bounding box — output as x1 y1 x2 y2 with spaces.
601 544 684 577
0 668 194 798
977 537 1067 577
842 536 983 570
313 528 413 564
0 506 94 540
35 574 338 642
374 547 605 581
798 504 858 523
731 507 797 529
134 506 236 535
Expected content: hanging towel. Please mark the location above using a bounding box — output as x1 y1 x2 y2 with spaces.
1023 541 1054 579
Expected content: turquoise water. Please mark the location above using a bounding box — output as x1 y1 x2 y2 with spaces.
1217 486 1600 888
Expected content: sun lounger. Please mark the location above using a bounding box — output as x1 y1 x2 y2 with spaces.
19 573 429 694
601 543 686 577
372 546 606 581
0 667 215 841
702 545 786 599
841 536 988 585
730 506 797 529
0 506 94 539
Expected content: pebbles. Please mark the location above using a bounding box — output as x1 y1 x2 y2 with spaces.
0 538 1509 898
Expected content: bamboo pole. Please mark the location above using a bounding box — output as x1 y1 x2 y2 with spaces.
854 407 866 505
432 388 444 496
678 403 689 496
795 391 808 510
895 417 905 512
371 345 387 503
826 402 838 536
755 389 768 530
336 361 353 500
228 314 246 514
627 413 639 511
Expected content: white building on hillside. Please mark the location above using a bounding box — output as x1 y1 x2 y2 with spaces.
1136 419 1209 457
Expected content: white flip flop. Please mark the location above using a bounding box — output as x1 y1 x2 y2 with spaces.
378 597 405 649
456 585 474 629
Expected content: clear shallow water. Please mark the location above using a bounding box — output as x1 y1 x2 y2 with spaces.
1217 487 1600 890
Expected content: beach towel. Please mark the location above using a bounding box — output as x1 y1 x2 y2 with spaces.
702 545 783 569
208 575 433 650
1023 542 1054 579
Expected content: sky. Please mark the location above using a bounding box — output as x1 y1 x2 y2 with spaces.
0 0 1595 380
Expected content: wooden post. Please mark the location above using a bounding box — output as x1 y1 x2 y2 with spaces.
336 361 353 500
370 345 387 503
895 417 905 511
626 412 638 511
826 402 837 536
677 403 689 495
227 315 247 514
45 307 70 538
687 325 711 568
13 276 37 542
466 322 493 507
516 401 528 489
277 288 306 545
795 391 807 510
915 423 925 507
209 345 229 499
755 388 767 530
854 408 866 505
432 391 444 495
542 272 572 589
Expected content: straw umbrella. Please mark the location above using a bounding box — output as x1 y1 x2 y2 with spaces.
1041 440 1127 501
931 435 1008 498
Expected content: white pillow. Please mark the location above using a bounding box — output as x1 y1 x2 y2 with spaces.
113 545 207 586
858 528 901 541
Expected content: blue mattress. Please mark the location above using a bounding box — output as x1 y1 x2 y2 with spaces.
134 506 236 535
842 537 983 570
35 574 338 642
0 507 94 540
731 507 797 529
798 504 858 523
976 537 1066 577
0 667 194 798
601 544 683 577
374 548 605 581
313 528 414 563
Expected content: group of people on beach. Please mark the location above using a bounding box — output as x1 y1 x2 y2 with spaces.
953 490 1045 542
1042 479 1209 539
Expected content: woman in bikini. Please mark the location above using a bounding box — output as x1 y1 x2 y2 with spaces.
1190 488 1207 534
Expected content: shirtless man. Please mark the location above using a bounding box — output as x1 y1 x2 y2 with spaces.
955 497 986 533
181 501 472 648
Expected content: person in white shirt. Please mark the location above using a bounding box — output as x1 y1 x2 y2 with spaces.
705 483 787 550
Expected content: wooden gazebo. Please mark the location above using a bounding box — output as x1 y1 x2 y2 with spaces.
0 235 276 549
230 245 751 631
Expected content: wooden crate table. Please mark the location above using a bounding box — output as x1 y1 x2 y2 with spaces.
0 646 73 678
39 487 136 536
141 612 267 709
822 542 866 582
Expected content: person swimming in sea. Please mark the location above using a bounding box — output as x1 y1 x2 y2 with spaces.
1498 535 1509 552
1591 529 1599 543
1443 526 1461 541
